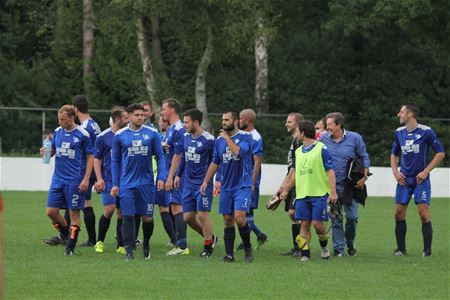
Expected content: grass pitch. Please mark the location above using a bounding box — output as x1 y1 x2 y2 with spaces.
3 191 449 299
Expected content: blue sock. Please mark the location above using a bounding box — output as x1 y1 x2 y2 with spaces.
174 213 187 249
121 215 135 255
246 214 262 235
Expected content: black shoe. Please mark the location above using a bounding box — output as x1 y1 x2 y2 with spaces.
200 250 212 258
64 248 74 256
235 242 244 251
422 250 432 257
244 247 254 263
212 235 219 249
80 240 95 247
256 233 268 249
347 244 357 257
333 250 344 257
393 248 407 256
135 239 143 248
143 246 151 260
125 253 134 262
44 235 67 246
223 255 235 262
292 249 302 257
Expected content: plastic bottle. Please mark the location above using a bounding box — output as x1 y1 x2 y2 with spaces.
42 136 52 164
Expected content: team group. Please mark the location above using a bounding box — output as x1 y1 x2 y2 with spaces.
41 96 445 262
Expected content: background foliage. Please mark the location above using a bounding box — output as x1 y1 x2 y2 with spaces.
0 0 448 165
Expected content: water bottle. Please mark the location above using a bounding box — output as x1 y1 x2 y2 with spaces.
42 136 52 164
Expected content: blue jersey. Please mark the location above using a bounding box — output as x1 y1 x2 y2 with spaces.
51 126 93 185
177 131 215 187
163 120 186 173
392 124 444 177
94 128 115 183
111 125 167 188
249 129 263 188
81 118 101 179
212 130 253 191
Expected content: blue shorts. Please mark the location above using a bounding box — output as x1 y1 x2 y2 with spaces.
101 182 117 206
84 178 96 200
219 187 251 215
47 182 85 210
182 184 213 212
295 195 328 221
155 187 168 207
167 188 182 205
119 185 155 217
251 187 260 209
395 176 431 205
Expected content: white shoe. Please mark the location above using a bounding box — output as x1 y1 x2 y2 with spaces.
300 256 310 262
321 247 330 259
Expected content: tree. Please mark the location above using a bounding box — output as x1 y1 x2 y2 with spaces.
83 0 95 97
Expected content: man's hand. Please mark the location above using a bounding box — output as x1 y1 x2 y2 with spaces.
354 177 366 189
94 178 105 193
416 170 429 184
328 191 338 204
200 182 208 196
393 170 407 186
214 181 221 195
111 186 119 197
79 178 89 193
165 177 173 192
174 176 181 190
279 189 289 201
157 180 165 191
39 147 45 157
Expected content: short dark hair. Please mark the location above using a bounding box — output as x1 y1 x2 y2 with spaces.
162 98 182 113
126 103 145 114
326 112 345 129
72 95 89 113
58 104 76 118
111 106 126 122
298 120 316 139
184 108 203 125
223 110 239 121
404 103 419 118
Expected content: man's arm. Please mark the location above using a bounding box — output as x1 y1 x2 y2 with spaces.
201 162 219 195
165 154 181 191
93 158 105 192
327 169 338 203
79 155 93 192
252 154 262 192
416 152 445 184
390 154 406 186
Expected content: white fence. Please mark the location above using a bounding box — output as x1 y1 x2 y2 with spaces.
0 157 449 197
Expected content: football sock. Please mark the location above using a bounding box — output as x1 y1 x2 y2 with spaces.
66 225 80 251
174 213 187 249
160 211 176 244
296 234 309 250
204 238 214 252
318 233 328 248
238 223 252 249
292 224 301 250
122 216 135 255
52 222 69 239
142 219 154 249
83 207 96 243
116 218 124 247
134 215 141 240
422 221 432 252
97 214 111 242
395 220 407 251
64 209 71 226
246 213 262 235
224 227 235 257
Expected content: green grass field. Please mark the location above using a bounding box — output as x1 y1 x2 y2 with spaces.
3 191 449 299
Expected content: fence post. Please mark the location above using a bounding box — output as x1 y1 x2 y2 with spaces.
41 111 46 144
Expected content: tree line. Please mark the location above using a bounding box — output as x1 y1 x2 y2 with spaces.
0 0 448 165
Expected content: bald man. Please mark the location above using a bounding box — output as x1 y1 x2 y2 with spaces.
235 109 268 251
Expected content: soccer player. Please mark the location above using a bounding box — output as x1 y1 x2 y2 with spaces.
42 105 94 256
161 98 192 255
276 113 304 256
173 108 217 257
235 109 268 251
201 111 254 263
141 100 156 127
390 104 445 257
320 112 370 257
281 120 336 262
93 107 129 255
111 103 166 261
72 95 101 247
314 117 326 140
